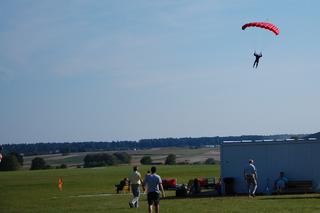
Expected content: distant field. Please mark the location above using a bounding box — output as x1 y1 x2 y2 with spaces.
22 147 220 169
2 165 320 213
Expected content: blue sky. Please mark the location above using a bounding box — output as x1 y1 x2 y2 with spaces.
1 1 320 143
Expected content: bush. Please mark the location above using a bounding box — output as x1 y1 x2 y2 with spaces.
83 153 117 168
165 154 176 165
101 153 116 165
30 157 48 170
204 158 216 165
9 152 24 166
0 154 21 171
56 164 67 169
140 156 152 165
45 165 52 169
113 152 131 164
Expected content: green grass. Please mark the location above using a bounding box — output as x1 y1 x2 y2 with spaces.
1 165 320 213
45 155 85 166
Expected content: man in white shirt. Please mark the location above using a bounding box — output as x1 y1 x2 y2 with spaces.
129 166 144 208
243 159 257 197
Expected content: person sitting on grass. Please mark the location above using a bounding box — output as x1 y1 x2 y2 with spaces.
215 178 222 196
189 178 201 195
115 178 129 193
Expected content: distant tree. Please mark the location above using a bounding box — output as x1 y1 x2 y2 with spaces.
113 152 131 164
60 147 70 156
165 154 176 165
30 157 47 170
56 164 67 169
83 154 105 168
83 154 95 163
83 153 117 168
204 158 216 165
101 153 116 165
140 156 152 165
0 154 21 171
9 152 24 166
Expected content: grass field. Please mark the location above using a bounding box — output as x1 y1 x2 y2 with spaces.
1 165 320 213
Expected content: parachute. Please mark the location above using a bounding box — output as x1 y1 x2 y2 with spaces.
242 22 280 36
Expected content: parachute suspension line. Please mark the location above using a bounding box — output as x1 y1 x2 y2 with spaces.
242 21 279 68
242 21 280 54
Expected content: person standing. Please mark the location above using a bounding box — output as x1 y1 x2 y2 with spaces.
143 166 165 213
143 170 151 193
128 166 144 208
243 159 257 197
189 178 201 195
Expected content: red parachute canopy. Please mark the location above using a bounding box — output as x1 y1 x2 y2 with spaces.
242 22 280 36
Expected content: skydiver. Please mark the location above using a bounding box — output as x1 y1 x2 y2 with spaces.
253 51 262 68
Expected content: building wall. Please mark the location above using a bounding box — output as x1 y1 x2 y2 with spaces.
221 140 320 194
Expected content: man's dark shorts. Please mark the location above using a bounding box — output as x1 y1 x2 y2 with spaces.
147 192 160 205
246 175 257 185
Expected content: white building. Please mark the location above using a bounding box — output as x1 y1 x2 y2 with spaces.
221 139 320 194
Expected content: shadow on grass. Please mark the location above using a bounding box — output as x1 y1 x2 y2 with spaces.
163 191 221 200
164 192 320 201
261 195 320 200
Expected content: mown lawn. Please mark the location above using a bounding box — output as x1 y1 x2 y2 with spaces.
1 165 320 213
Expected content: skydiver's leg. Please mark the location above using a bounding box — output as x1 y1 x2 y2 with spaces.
253 60 257 68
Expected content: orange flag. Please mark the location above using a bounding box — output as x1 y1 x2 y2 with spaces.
58 177 63 191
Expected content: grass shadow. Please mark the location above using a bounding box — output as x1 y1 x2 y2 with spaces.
261 195 320 200
163 190 221 200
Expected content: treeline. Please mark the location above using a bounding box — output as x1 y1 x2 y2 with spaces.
0 152 69 171
84 152 131 168
0 151 216 172
2 134 299 156
3 141 137 156
140 154 217 165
